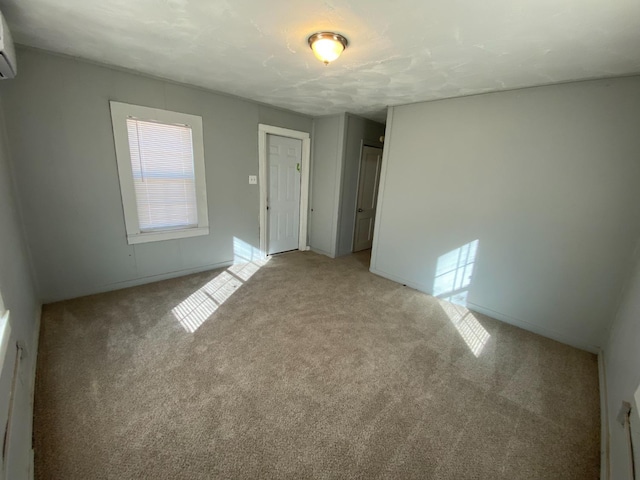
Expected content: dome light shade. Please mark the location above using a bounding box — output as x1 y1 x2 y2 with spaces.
308 32 348 65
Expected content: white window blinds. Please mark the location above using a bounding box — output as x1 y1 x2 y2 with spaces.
126 118 198 232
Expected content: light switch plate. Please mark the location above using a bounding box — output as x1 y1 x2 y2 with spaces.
249 175 257 184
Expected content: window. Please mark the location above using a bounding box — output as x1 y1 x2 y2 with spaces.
110 101 209 244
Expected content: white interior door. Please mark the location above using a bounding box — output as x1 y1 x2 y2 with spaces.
353 146 383 252
267 134 302 255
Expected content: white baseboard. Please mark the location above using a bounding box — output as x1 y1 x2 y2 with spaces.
369 266 600 353
44 260 236 303
309 247 334 259
598 350 610 480
28 449 34 480
369 266 425 291
28 305 42 480
465 302 599 354
99 260 235 292
29 305 41 401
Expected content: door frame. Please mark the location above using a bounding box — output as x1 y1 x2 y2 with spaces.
258 124 311 257
352 142 384 252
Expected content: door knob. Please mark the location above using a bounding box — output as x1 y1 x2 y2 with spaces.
357 208 364 212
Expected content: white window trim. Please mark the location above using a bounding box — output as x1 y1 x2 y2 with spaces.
110 101 209 244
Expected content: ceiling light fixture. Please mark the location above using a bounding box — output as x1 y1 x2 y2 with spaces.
308 32 348 66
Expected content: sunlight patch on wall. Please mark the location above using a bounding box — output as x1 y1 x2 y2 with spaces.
233 236 265 264
433 239 488 356
172 238 269 333
439 299 490 357
433 239 478 306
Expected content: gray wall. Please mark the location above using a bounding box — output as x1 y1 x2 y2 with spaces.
0 96 41 479
0 47 312 302
309 114 345 257
335 114 385 257
604 243 640 480
309 113 385 258
371 77 640 350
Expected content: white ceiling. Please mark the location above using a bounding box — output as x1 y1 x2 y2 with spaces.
2 0 640 122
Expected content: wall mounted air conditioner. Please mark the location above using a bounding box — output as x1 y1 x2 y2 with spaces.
0 11 17 79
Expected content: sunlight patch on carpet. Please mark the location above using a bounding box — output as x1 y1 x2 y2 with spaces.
172 238 269 332
439 300 490 357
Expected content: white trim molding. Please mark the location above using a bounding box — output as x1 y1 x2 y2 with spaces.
110 101 209 245
598 349 610 480
258 124 311 258
370 107 394 271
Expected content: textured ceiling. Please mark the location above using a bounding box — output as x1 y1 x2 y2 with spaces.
1 0 640 122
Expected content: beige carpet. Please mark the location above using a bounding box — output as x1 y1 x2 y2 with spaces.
34 250 600 479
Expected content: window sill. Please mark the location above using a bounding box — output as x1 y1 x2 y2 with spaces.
127 226 209 245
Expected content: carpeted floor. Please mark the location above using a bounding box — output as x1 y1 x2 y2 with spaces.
34 250 600 479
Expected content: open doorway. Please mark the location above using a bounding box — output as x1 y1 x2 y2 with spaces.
352 145 383 266
258 124 311 258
